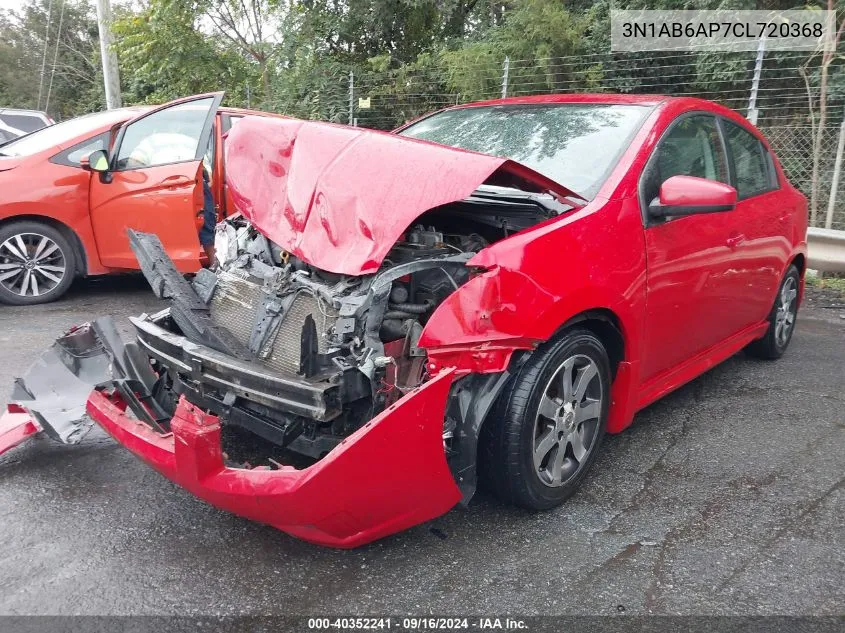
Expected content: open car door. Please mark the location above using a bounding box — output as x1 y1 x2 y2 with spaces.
87 93 223 271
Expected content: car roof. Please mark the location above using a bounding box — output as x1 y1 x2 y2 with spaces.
44 104 276 139
57 106 150 137
0 108 51 117
218 106 286 119
456 93 671 108
452 93 744 114
420 93 750 130
47 104 284 145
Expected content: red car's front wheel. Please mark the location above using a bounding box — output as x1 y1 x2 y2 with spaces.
481 328 611 510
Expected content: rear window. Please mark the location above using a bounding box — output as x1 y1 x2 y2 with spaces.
0 113 47 133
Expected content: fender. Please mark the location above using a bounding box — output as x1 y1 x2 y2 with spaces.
420 195 648 440
0 212 101 276
420 267 644 434
420 196 648 371
0 150 108 275
420 268 643 358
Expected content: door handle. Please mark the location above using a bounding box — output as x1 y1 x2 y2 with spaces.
160 175 194 188
727 233 745 249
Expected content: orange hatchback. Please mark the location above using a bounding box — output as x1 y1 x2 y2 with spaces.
0 93 275 305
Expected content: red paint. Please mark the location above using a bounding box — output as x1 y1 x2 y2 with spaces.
0 97 283 277
224 117 580 275
0 410 39 456
53 94 806 547
658 174 737 208
87 371 461 548
415 95 806 434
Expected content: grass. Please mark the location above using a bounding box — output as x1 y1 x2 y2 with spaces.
806 273 845 295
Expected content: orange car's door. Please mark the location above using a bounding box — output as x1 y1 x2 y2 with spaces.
88 93 223 271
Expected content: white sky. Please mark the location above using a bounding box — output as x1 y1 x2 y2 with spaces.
0 0 104 17
0 0 31 12
0 1 280 44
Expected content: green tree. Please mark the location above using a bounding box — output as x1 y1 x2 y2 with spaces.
0 0 102 120
113 0 260 107
441 0 591 100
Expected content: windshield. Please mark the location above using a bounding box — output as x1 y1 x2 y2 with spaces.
0 110 124 158
400 103 650 199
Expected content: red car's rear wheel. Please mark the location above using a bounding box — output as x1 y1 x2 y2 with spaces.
746 264 800 360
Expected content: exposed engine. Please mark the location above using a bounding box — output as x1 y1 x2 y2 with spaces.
135 216 490 465
129 188 563 468
210 219 485 375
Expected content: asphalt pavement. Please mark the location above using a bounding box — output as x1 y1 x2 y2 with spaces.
0 275 842 616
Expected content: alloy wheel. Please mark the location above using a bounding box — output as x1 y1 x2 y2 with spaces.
533 354 603 488
0 232 67 298
774 276 798 347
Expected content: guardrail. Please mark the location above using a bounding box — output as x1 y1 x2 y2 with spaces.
808 227 845 274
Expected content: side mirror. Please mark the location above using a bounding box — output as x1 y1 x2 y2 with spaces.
648 175 737 219
83 149 110 173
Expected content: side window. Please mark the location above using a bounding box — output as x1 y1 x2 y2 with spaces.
643 115 729 204
723 121 775 198
115 97 214 170
765 152 778 188
51 132 110 167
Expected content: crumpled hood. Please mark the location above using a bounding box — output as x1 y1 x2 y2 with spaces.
225 117 579 275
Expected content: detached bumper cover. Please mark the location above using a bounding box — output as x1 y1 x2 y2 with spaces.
86 368 462 548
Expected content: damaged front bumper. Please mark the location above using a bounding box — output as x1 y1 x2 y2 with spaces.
88 369 461 548
4 319 462 547
3 224 525 547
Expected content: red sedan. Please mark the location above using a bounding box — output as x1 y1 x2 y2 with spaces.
3 94 806 547
0 94 278 305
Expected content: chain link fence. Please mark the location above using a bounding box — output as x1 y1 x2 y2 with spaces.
268 50 844 230
764 124 844 230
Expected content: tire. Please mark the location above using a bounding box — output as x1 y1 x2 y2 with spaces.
480 328 611 510
745 265 800 360
0 221 77 306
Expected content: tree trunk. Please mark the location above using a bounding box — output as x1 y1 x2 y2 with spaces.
261 61 270 104
810 59 829 227
809 0 844 227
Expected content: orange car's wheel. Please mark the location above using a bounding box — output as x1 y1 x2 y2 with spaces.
0 221 76 306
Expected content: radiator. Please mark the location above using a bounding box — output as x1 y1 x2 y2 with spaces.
264 293 331 375
208 271 336 376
